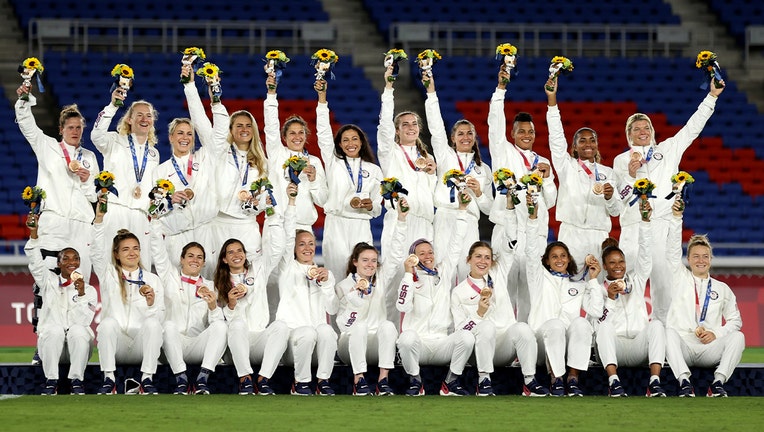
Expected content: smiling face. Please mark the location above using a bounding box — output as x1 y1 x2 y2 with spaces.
688 244 712 278
603 250 626 280
60 117 84 147
231 114 254 149
223 241 246 273
57 248 80 280
353 249 378 279
180 246 205 277
511 121 536 150
283 122 307 152
395 113 420 146
628 119 652 147
340 128 362 158
467 246 493 278
414 242 435 269
115 238 141 272
127 103 155 139
169 121 194 157
294 231 316 265
573 130 598 162
544 245 570 274
451 123 476 153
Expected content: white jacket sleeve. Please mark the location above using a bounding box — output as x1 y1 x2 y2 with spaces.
424 91 454 174
91 103 120 155
377 88 396 173
487 88 508 165
69 286 98 328
316 102 334 162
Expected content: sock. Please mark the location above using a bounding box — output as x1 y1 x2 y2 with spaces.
714 372 726 384
104 371 115 381
478 372 490 382
197 368 212 382
445 371 458 383
608 375 619 385
175 372 188 383
650 374 660 384
524 375 535 385
142 373 152 382
678 373 690 383
411 374 422 383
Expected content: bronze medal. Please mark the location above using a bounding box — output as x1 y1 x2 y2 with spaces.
350 197 361 208
592 183 604 195
414 157 427 169
405 254 419 267
357 278 369 290
68 160 81 172
307 266 320 280
133 186 142 199
630 152 642 162
238 190 251 201
184 188 194 200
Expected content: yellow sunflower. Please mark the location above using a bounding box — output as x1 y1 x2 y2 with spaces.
443 169 464 184
312 49 338 63
111 64 133 78
417 49 442 61
99 171 114 182
22 186 33 200
635 179 648 189
183 47 206 58
530 173 543 185
382 177 399 184
493 168 514 182
23 57 44 72
196 62 221 78
157 179 175 193
496 43 517 56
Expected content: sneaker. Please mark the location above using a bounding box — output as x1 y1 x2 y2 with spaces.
550 378 565 397
353 377 371 396
194 378 210 395
140 378 158 395
70 379 85 395
707 380 728 398
238 376 254 395
440 379 468 396
291 382 312 396
678 379 695 398
646 379 667 397
316 380 335 396
256 377 275 395
406 379 425 396
41 379 57 395
567 378 584 397
608 379 627 397
174 376 189 395
376 378 394 396
98 378 117 395
522 379 549 397
477 378 495 397
32 350 42 366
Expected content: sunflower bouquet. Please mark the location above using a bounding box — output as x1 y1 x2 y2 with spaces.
21 186 46 227
520 172 543 214
443 169 469 204
380 177 409 212
109 64 134 107
180 47 206 83
94 171 118 213
264 50 290 89
629 178 656 220
148 179 176 217
250 177 277 216
495 43 518 84
311 49 339 82
283 155 309 195
417 49 441 88
18 57 45 101
546 56 573 91
665 171 694 204
494 168 521 205
695 50 724 90
383 48 408 82
196 62 222 102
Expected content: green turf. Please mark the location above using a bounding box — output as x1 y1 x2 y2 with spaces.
2 395 763 431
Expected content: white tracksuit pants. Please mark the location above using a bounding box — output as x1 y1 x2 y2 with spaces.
282 324 338 383
536 317 593 378
227 319 289 378
163 320 228 373
322 215 373 281
338 321 397 375
665 328 745 383
397 330 474 377
596 320 666 368
97 317 163 374
469 320 538 376
101 204 153 270
38 324 92 380
620 218 671 322
558 223 608 271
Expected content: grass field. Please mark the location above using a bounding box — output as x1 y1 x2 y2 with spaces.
2 395 763 431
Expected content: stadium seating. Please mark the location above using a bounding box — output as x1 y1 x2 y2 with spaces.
708 1 764 45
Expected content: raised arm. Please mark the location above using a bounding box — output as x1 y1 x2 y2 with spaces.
544 78 571 176
263 76 287 162
422 76 454 173
488 69 510 165
315 80 335 162
90 89 123 155
377 66 397 173
666 82 724 156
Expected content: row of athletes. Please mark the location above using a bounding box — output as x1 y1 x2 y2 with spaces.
27 181 743 397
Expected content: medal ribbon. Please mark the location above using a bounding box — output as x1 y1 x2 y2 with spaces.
59 277 73 288
352 273 374 297
122 268 145 287
59 141 83 167
399 144 422 171
514 145 538 171
230 145 249 187
549 270 571 278
344 159 363 193
466 275 493 295
578 159 599 181
457 154 476 175
128 135 149 184
695 279 713 325
630 147 654 164
171 153 194 187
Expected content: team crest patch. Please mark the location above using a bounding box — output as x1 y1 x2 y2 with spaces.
192 162 200 171
83 160 91 169
149 148 158 158
361 170 369 178
245 277 255 286
568 287 579 296
710 291 719 300
596 173 607 181
474 166 482 174
653 152 663 160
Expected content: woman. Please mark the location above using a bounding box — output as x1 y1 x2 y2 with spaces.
25 215 97 395
150 221 227 395
523 195 603 397
213 187 294 395
17 87 100 282
315 79 383 280
92 199 165 395
335 200 409 396
91 89 160 269
665 200 744 397
153 66 230 273
423 72 493 280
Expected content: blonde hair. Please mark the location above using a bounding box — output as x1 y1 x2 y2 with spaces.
227 110 268 175
59 104 85 129
117 100 158 146
625 113 656 147
393 111 429 158
687 233 713 258
167 117 195 146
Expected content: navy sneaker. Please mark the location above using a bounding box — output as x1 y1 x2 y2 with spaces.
567 378 584 397
522 379 549 397
291 382 312 396
353 377 371 396
316 380 335 396
406 379 425 396
440 379 468 396
32 350 42 366
41 379 57 396
174 376 189 395
70 379 85 395
477 378 495 397
550 378 565 397
376 378 394 396
707 381 728 398
140 378 158 395
194 378 210 395
646 379 667 397
608 379 627 397
238 375 254 395
678 379 695 398
256 377 275 395
98 378 117 395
